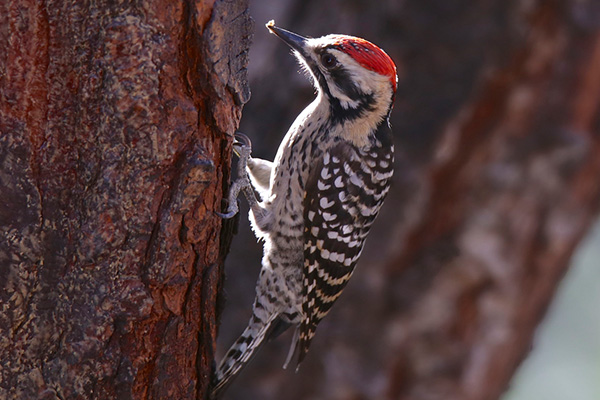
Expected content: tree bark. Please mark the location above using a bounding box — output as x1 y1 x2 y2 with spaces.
0 1 251 399
219 1 600 400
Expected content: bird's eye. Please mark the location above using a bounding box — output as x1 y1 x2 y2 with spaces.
320 53 337 69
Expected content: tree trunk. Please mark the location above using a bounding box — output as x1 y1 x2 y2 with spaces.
219 1 600 399
0 1 251 399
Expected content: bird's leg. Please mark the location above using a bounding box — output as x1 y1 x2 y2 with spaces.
218 133 263 219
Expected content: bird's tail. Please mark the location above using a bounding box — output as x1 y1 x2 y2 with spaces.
210 313 278 399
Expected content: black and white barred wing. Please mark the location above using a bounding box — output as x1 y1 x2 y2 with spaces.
297 140 393 364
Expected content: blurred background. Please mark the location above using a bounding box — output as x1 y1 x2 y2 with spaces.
505 220 600 400
218 0 600 399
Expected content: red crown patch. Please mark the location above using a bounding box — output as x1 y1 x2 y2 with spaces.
332 36 397 92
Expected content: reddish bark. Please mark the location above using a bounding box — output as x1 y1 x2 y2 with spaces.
0 1 251 399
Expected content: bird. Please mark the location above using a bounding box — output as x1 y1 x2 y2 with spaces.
211 20 397 398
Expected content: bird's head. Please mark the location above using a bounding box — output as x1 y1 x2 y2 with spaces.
267 21 397 132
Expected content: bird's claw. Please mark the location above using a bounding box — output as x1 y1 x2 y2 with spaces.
233 132 252 158
217 177 246 219
216 199 240 219
217 132 253 219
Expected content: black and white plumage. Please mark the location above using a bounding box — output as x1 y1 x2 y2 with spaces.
299 127 393 364
211 21 397 398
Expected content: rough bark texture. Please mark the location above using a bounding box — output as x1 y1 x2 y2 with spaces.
218 1 600 400
0 1 251 399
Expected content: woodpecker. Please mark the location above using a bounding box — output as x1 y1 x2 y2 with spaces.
212 21 397 398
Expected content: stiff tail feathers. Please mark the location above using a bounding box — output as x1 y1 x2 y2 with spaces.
210 313 278 399
281 319 314 372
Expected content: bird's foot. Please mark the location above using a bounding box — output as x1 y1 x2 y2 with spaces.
217 132 253 219
232 132 252 158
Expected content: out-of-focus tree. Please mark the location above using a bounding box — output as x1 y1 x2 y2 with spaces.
218 1 600 399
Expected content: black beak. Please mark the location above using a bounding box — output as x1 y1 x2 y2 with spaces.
266 21 309 55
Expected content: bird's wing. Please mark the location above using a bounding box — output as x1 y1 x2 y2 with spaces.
296 139 392 366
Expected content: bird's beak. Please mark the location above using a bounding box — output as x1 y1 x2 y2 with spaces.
266 21 309 55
